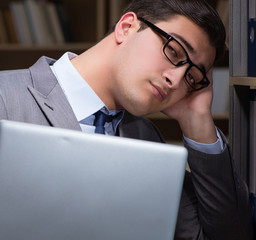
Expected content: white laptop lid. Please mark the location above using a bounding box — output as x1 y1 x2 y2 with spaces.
0 120 187 240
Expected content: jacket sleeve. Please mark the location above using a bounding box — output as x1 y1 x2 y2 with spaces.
119 114 254 239
174 134 254 239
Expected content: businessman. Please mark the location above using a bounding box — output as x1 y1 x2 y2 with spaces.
0 0 254 239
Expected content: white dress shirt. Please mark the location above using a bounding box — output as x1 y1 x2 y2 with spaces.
50 52 123 135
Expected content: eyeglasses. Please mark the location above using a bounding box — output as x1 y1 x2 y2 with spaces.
138 17 210 91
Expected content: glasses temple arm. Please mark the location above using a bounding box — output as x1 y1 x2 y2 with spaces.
138 17 171 40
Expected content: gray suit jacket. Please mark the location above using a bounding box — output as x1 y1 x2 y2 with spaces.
0 56 254 239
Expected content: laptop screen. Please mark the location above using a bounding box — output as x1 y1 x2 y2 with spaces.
0 120 187 240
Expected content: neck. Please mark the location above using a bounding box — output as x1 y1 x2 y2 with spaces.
71 35 120 110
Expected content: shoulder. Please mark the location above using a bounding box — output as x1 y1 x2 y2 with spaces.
0 68 31 82
0 56 57 94
0 56 55 86
0 69 32 99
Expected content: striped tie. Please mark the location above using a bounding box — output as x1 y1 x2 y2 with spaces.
93 111 114 134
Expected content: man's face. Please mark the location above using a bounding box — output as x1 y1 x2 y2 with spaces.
111 14 216 116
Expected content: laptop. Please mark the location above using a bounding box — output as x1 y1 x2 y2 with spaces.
0 120 187 240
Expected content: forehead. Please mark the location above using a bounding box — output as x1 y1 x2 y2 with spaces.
155 15 216 71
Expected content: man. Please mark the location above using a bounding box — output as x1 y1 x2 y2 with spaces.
0 0 254 239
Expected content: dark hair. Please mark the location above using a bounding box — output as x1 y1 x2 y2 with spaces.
110 0 226 62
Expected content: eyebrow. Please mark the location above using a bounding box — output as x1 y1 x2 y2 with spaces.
171 33 195 53
171 33 207 72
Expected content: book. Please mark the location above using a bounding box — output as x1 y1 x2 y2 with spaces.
2 8 19 43
249 0 256 20
36 0 55 44
229 0 248 77
250 90 256 193
23 0 47 44
9 1 33 44
248 0 256 76
54 1 72 42
45 1 65 43
248 19 256 76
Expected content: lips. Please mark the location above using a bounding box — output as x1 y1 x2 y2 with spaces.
151 83 167 101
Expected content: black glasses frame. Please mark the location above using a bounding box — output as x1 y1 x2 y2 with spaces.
138 17 210 91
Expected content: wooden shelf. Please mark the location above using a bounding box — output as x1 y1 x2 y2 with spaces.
230 76 256 87
0 42 94 51
0 42 94 70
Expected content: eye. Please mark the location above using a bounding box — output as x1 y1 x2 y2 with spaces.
167 45 178 57
187 73 196 86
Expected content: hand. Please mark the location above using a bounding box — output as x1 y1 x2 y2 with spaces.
162 69 217 144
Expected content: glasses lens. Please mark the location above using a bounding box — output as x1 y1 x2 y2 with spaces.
164 39 209 90
185 66 208 90
164 40 187 65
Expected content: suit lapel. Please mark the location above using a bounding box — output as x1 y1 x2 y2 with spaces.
117 112 141 139
28 56 81 131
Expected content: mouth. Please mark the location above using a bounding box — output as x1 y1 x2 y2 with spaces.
151 83 167 101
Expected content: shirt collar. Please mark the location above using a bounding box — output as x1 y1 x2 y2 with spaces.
51 52 105 122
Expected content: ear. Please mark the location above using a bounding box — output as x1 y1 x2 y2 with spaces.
114 12 139 44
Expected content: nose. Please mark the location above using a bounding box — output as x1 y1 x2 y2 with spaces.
162 65 187 90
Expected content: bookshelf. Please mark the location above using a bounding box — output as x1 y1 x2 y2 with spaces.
229 0 256 191
0 0 229 142
0 0 130 70
0 0 228 68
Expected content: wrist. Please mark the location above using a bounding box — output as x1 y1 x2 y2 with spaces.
179 111 217 144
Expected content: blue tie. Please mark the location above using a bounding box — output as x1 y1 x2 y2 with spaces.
93 111 114 134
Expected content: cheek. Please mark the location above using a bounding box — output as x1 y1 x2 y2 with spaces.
123 35 164 73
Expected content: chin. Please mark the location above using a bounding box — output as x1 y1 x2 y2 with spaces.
121 96 159 116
